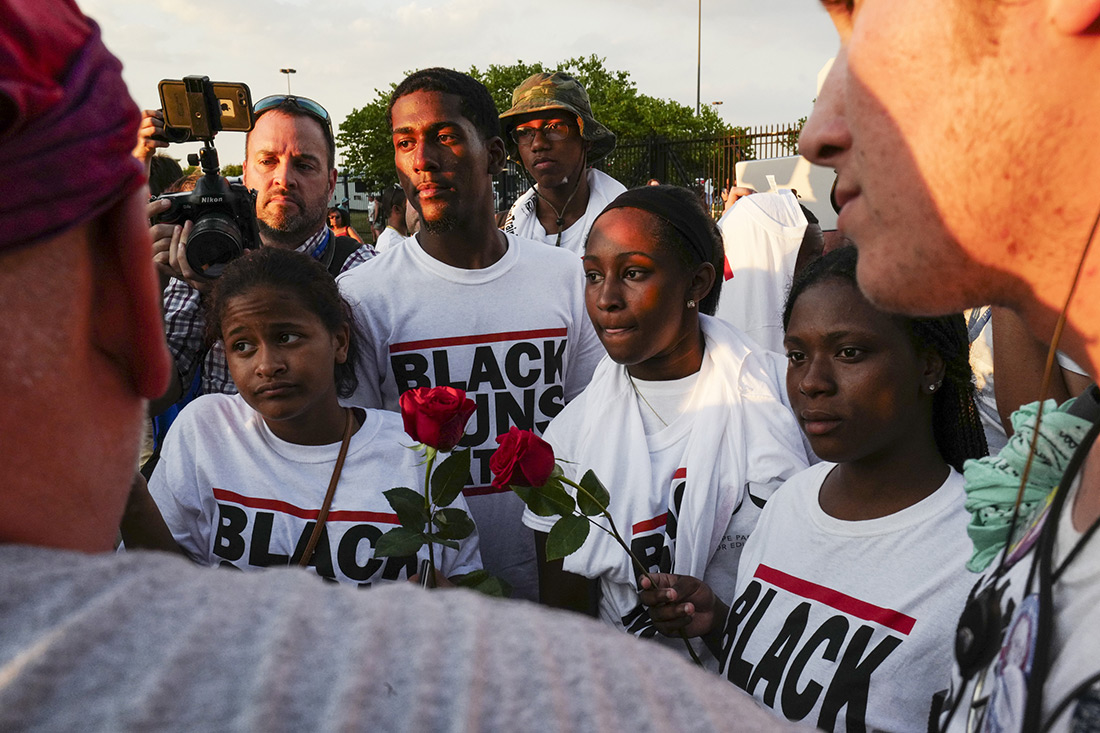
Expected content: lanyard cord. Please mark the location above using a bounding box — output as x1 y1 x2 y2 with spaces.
1042 669 1100 732
1027 413 1100 731
529 153 588 247
1018 196 1100 730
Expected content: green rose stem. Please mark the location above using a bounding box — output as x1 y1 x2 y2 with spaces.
560 476 705 668
420 446 438 589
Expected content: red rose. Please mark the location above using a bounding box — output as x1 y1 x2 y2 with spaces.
489 427 556 490
399 387 477 452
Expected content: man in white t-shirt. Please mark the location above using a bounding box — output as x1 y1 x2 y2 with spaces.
499 72 626 254
373 184 409 253
338 68 604 601
801 2 1100 730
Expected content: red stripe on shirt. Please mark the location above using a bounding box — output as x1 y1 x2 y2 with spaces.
212 488 400 525
633 514 668 534
724 256 734 281
389 328 569 354
673 467 687 480
462 484 513 497
754 564 916 636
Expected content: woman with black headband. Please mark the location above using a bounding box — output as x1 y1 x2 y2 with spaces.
521 185 808 665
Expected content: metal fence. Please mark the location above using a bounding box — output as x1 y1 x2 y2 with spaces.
494 122 802 215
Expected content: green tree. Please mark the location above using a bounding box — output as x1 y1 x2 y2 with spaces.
181 163 243 178
335 56 736 190
336 83 398 191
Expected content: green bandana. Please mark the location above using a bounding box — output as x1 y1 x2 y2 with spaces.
962 398 1094 571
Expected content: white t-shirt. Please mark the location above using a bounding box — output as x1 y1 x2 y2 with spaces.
148 393 481 585
337 233 604 601
715 190 808 355
631 371 699 435
720 461 973 733
940 454 1100 733
503 168 627 255
374 226 406 254
525 316 808 664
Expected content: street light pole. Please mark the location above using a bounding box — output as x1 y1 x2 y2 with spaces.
696 0 701 115
279 68 296 94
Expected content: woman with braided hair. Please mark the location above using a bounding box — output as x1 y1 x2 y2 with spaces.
640 245 987 732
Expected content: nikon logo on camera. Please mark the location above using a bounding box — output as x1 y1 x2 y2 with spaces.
200 196 225 204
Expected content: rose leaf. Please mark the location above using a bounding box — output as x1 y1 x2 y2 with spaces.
431 449 472 507
544 514 590 561
577 470 611 517
511 479 575 517
383 487 430 529
432 507 475 540
374 526 426 558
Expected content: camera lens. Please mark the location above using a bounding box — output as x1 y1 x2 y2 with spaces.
186 212 243 278
152 125 192 144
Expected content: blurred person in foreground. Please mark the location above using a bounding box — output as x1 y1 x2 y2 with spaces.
799 1 1100 730
0 2 809 729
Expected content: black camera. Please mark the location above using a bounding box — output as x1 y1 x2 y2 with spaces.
155 177 261 278
150 76 260 277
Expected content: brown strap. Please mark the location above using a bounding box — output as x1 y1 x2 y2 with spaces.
297 409 355 568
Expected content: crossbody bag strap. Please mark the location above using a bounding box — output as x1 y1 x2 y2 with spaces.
297 408 354 568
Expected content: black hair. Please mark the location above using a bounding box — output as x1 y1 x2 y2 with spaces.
248 100 335 170
204 248 360 399
380 184 407 217
327 207 349 227
593 185 724 315
148 155 184 196
387 68 501 142
163 172 200 194
655 191 724 316
782 245 987 470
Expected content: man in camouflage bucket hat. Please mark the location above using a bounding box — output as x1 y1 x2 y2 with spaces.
500 72 625 254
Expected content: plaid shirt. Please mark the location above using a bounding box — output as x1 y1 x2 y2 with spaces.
163 226 375 397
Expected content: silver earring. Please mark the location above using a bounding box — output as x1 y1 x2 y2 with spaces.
929 382 941 393
687 299 696 309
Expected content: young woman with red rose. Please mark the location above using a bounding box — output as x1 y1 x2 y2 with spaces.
520 185 808 665
127 248 481 586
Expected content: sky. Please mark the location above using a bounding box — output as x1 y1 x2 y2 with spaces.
82 0 839 166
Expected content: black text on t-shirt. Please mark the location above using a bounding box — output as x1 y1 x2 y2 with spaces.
720 566 906 731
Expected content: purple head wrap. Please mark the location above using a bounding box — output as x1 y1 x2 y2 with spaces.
0 1 144 254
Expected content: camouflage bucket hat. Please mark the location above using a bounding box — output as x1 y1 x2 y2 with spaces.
499 72 617 165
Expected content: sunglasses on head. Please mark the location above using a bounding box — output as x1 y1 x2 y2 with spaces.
509 120 575 146
254 94 333 139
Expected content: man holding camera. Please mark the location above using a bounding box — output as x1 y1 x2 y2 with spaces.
148 96 375 408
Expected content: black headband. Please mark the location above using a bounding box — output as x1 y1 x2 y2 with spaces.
595 186 714 265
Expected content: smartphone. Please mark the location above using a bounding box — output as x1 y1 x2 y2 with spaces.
158 77 254 140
